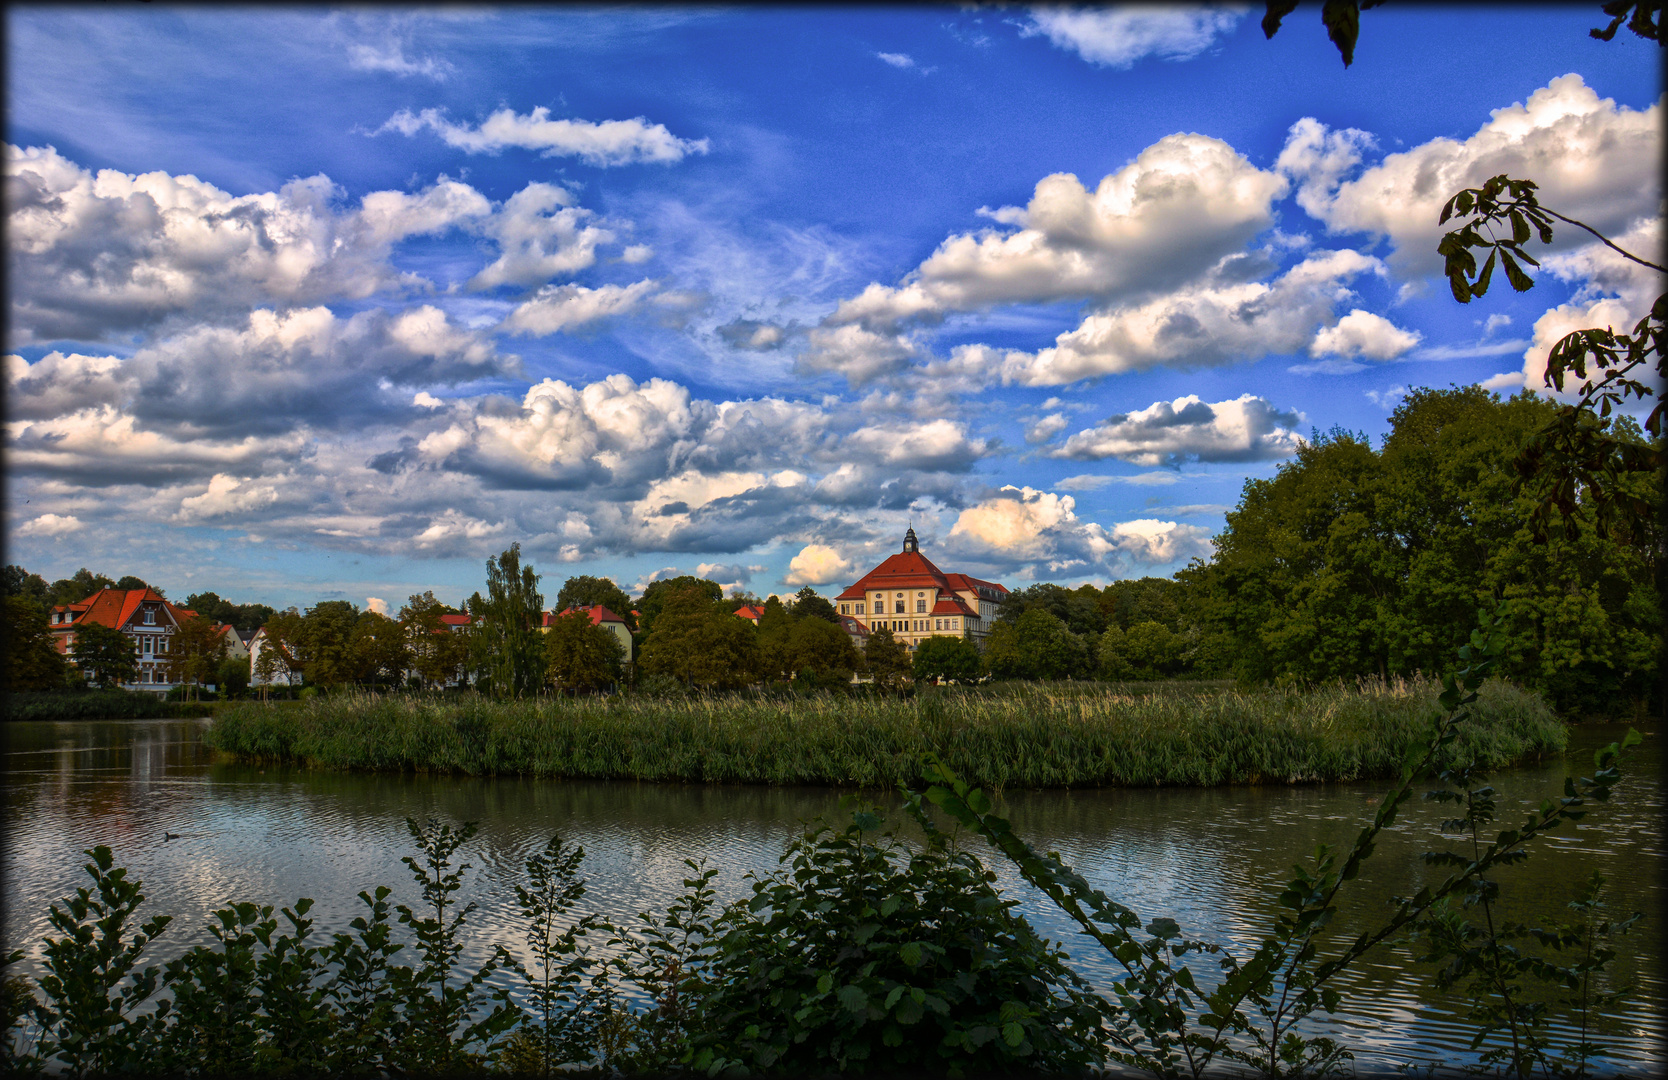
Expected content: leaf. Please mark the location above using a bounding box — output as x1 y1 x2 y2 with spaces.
836 983 868 1013
1501 250 1535 292
1261 0 1301 39
1321 0 1363 65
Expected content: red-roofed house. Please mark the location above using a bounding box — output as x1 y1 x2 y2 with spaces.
733 604 765 624
543 605 633 661
48 587 200 696
835 527 1007 652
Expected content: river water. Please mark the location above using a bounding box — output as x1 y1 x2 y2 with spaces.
2 718 1662 1074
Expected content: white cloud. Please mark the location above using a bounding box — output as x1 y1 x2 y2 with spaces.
1055 394 1304 466
1283 75 1662 275
843 419 987 472
824 132 1287 330
977 248 1383 385
1022 5 1246 69
414 509 506 548
5 145 496 342
1309 309 1422 360
177 473 280 521
365 596 389 614
951 485 1087 558
784 543 854 586
877 52 915 68
620 244 654 264
346 41 452 80
469 182 614 290
501 280 657 336
15 513 83 537
1109 518 1214 564
377 106 709 166
1024 412 1069 444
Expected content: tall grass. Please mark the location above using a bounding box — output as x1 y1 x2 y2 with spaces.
204 677 1564 789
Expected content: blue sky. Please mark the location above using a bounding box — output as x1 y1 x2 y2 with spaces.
5 6 1661 613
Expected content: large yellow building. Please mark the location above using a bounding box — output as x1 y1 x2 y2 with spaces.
835 527 1007 651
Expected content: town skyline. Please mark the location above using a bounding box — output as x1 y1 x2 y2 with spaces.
6 7 1660 612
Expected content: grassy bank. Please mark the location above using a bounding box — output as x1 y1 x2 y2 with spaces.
2 689 213 721
204 677 1564 788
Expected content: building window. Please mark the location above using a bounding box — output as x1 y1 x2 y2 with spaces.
856 602 865 615
142 670 152 683
144 609 155 625
915 599 926 612
952 618 960 630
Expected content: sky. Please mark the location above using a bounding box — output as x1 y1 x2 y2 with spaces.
5 5 1662 614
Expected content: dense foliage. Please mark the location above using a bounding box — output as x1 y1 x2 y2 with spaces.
1185 387 1660 714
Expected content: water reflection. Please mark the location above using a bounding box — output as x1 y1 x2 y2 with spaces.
2 719 1661 1072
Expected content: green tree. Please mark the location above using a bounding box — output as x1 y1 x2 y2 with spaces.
399 592 468 690
260 610 307 689
69 622 138 689
785 617 860 684
996 582 1107 637
1098 621 1186 681
350 612 411 690
911 633 982 683
861 627 910 688
635 576 722 636
183 592 276 634
788 586 839 624
983 608 1090 681
3 594 71 691
165 618 229 700
49 569 116 608
215 656 250 699
470 545 546 700
291 601 361 690
544 610 626 694
554 576 637 631
114 576 150 593
4 565 52 606
636 585 759 689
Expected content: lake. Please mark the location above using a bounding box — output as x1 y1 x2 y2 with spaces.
2 717 1661 1073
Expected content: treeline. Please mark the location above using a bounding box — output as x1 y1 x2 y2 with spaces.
955 388 1660 716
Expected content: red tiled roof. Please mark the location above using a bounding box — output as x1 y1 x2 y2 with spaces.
733 604 765 622
550 605 626 627
931 596 976 617
839 615 870 637
439 613 473 627
50 588 196 634
944 572 1008 597
835 551 956 600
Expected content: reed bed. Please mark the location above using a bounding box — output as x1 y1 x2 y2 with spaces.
203 677 1563 789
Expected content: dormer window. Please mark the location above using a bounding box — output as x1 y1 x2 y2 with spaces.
143 609 156 625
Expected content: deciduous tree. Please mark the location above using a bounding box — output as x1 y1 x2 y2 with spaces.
912 634 981 684
69 622 138 689
2 595 71 691
553 576 636 631
544 610 625 694
471 544 546 700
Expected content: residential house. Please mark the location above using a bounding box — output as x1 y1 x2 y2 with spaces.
543 605 633 662
48 587 199 696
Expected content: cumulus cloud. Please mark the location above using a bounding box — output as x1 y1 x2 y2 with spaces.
1055 394 1304 466
5 145 492 342
784 543 854 586
377 106 709 166
1025 412 1069 444
469 182 615 290
1108 518 1214 564
1309 309 1422 360
843 419 987 472
177 473 280 521
365 596 389 614
1022 5 1246 69
15 513 83 537
1281 75 1662 274
500 280 657 336
951 485 1092 559
972 248 1383 385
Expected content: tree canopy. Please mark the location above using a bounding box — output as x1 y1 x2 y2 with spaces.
554 575 636 631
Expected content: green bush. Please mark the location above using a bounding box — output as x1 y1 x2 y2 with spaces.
693 802 1106 1075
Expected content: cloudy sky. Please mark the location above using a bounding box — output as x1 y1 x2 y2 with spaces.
5 6 1661 612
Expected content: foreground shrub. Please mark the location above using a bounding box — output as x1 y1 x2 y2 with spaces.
692 802 1107 1075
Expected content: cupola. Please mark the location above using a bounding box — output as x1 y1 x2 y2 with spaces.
902 526 919 553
